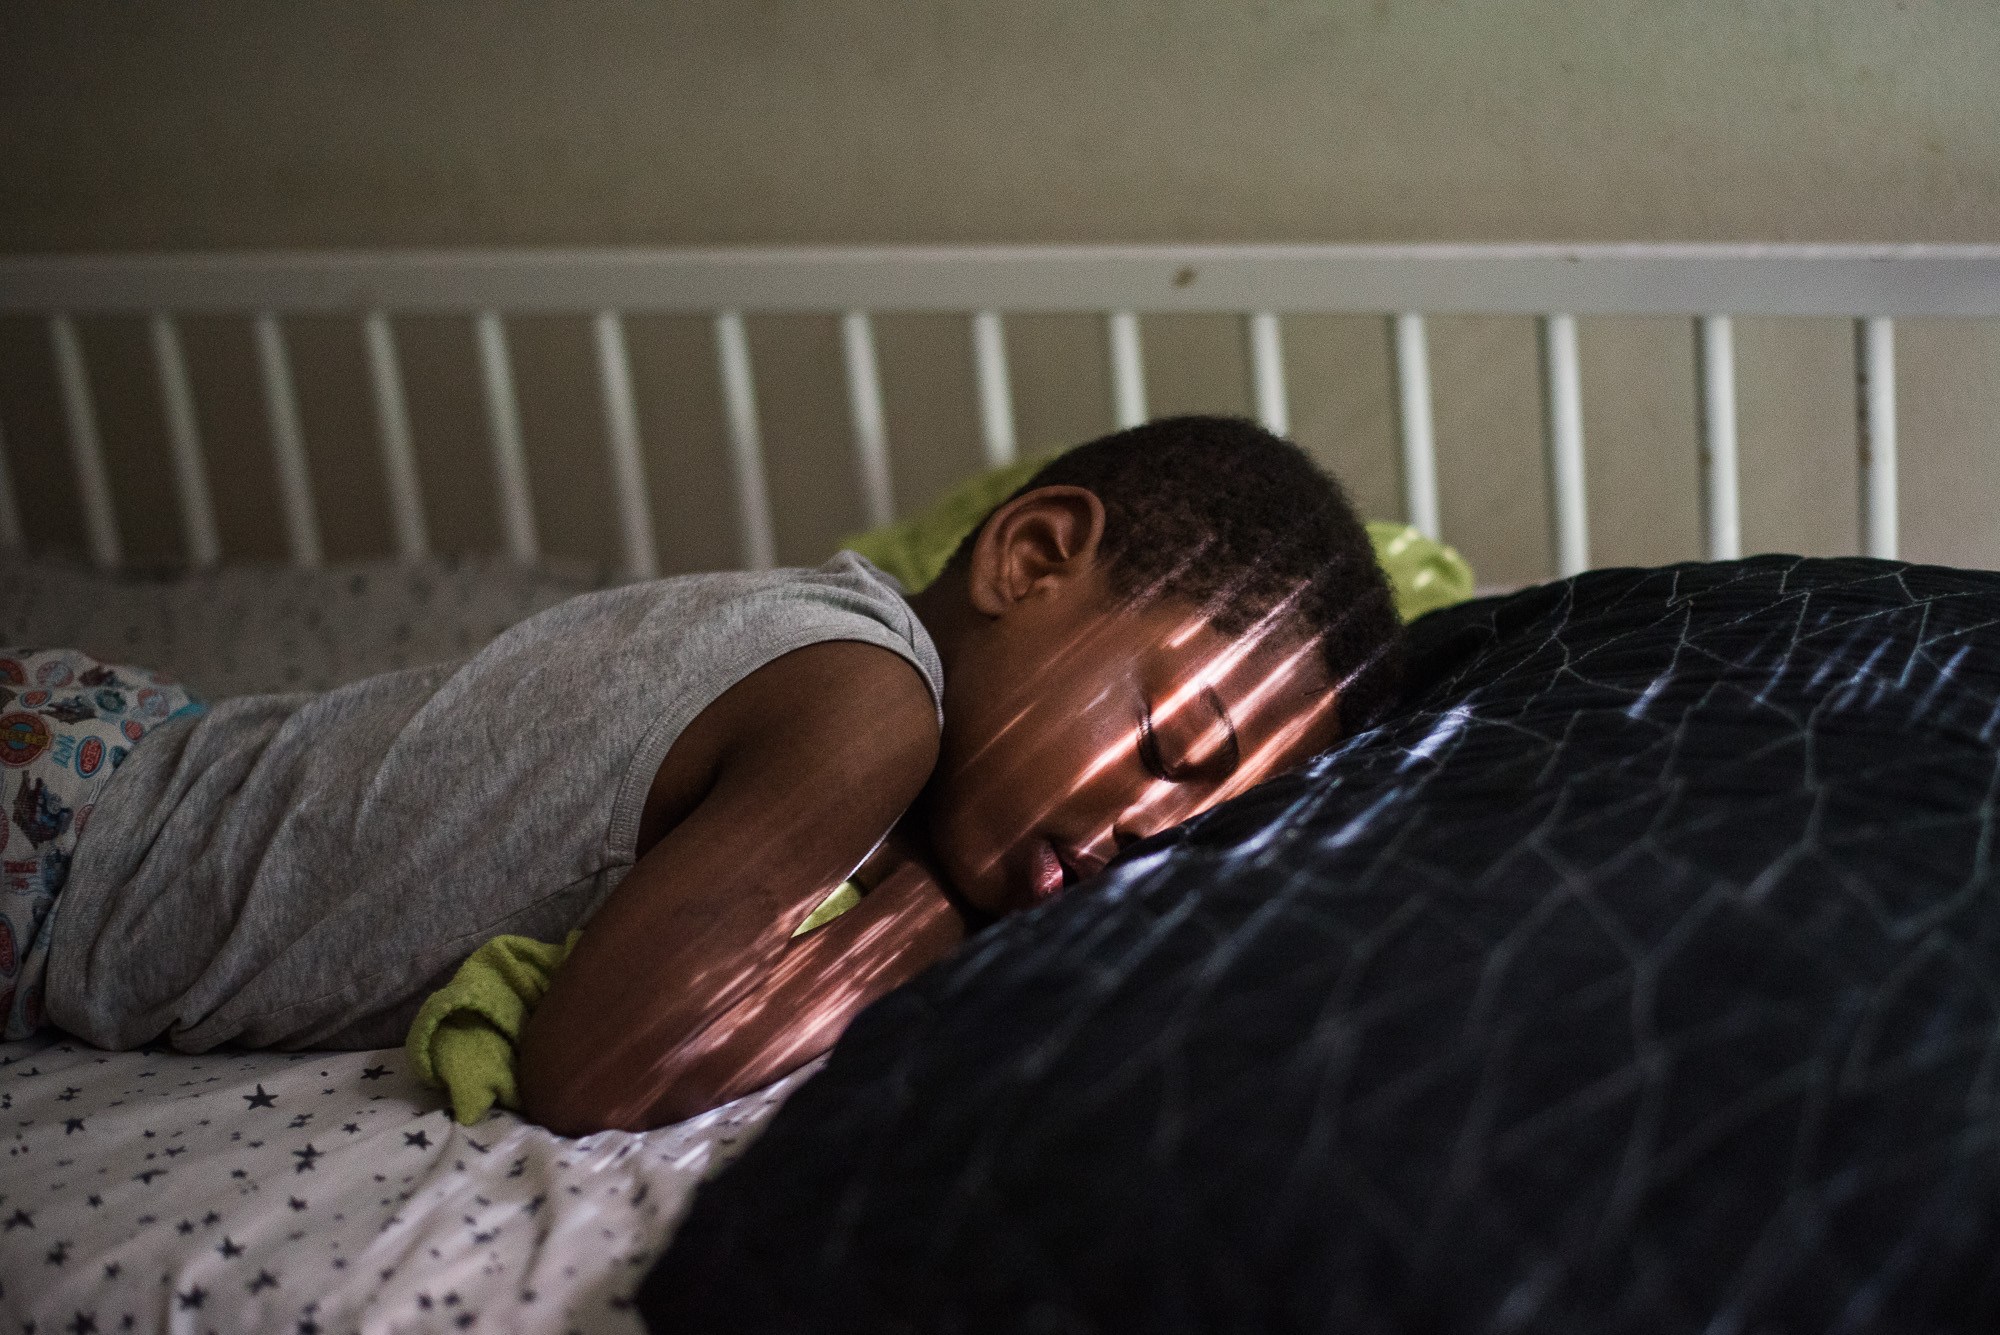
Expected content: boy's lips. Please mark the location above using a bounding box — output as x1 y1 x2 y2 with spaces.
1031 841 1065 903
1029 841 1101 905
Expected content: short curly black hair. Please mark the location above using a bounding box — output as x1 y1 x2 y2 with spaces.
952 415 1405 734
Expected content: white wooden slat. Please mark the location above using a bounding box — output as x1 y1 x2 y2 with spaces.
971 311 1017 468
1694 315 1741 561
148 313 221 567
11 244 2000 317
1857 316 1898 560
362 310 429 562
1540 314 1590 578
0 417 23 550
252 313 321 568
474 312 538 563
592 311 659 581
49 314 122 568
1391 313 1441 541
841 311 895 529
1245 311 1289 436
1108 310 1146 430
715 311 776 572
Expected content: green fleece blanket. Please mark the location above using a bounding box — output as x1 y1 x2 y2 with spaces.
406 930 580 1126
839 455 1474 621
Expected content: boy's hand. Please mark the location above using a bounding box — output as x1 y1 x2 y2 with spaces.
518 640 965 1135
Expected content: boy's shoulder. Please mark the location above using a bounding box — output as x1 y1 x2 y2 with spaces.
722 552 942 718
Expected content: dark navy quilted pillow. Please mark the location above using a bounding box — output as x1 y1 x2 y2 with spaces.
643 557 2000 1334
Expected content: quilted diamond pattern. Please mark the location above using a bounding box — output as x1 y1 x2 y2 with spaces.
646 556 2000 1335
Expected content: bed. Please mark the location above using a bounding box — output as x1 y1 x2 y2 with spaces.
3 243 2000 1333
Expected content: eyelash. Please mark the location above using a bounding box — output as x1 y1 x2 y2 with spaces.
1137 709 1177 782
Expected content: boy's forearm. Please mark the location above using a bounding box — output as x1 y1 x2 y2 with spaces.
636 855 965 1122
520 853 964 1134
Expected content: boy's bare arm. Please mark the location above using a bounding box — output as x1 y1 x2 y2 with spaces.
518 641 964 1135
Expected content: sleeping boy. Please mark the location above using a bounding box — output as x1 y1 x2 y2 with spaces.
17 415 1402 1135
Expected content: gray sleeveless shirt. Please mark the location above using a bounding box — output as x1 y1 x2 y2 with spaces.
49 553 941 1053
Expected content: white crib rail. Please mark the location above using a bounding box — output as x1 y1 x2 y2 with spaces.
473 310 539 565
1857 317 1899 561
0 417 22 552
252 312 321 569
1245 311 1288 437
5 243 2000 574
1694 315 1741 562
714 310 776 573
48 312 120 568
592 310 658 581
1540 315 1590 578
1391 313 1440 544
363 309 428 563
969 310 1017 470
150 313 221 568
841 310 894 531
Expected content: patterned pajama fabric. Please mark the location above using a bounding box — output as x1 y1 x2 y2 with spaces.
0 648 199 1040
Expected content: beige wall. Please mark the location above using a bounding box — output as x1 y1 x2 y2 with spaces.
5 2 1999 583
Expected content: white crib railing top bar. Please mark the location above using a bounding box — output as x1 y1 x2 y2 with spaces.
5 243 2000 316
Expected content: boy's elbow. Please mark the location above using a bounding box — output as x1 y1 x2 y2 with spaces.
518 1033 732 1136
523 1082 721 1138
519 1070 613 1138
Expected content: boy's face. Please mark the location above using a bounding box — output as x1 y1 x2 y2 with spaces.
921 581 1344 917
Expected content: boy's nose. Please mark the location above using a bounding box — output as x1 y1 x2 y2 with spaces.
1111 806 1177 852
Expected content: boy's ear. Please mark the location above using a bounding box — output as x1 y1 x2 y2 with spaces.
963 486 1106 617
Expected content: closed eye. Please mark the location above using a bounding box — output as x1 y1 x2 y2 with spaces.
1138 689 1242 784
1198 687 1242 777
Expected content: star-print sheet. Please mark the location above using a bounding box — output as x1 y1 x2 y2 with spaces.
0 1031 820 1332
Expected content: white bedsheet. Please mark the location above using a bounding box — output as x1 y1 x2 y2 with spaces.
0 1032 816 1333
